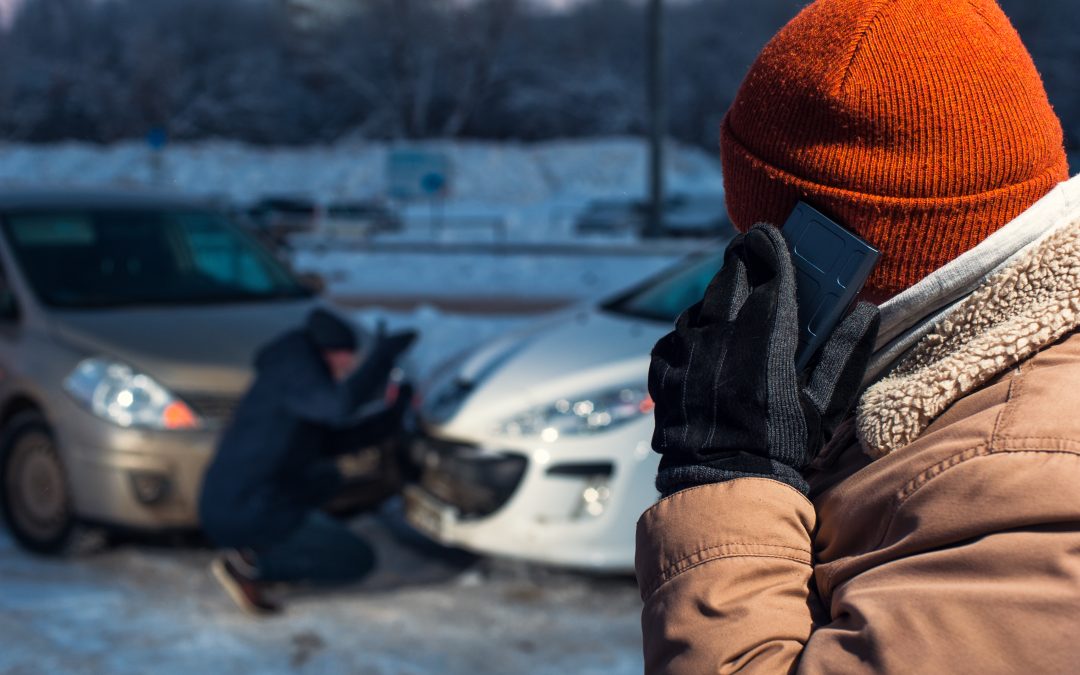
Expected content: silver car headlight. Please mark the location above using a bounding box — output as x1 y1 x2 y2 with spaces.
64 358 203 431
497 384 653 441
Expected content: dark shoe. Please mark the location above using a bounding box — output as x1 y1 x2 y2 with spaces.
211 555 282 616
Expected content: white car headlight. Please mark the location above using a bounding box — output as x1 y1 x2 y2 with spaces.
498 384 654 441
64 358 202 431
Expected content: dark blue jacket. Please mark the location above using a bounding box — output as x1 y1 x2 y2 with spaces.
199 329 397 549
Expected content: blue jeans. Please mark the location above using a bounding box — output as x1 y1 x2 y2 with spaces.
254 511 376 584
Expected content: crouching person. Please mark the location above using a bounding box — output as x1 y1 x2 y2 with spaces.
638 0 1080 672
199 308 416 615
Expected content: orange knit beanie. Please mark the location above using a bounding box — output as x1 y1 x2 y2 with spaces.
720 0 1069 296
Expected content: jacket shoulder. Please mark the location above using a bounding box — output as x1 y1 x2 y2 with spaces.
989 330 1080 453
814 333 1080 595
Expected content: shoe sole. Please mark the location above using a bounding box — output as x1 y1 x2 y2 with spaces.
210 558 277 617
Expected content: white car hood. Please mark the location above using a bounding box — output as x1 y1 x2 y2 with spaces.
424 308 669 436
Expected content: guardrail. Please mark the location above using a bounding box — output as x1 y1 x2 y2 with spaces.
290 237 713 258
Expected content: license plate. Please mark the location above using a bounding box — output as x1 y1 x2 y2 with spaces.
404 486 453 539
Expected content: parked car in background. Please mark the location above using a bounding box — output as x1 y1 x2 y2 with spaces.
657 194 729 238
574 199 641 237
405 240 732 572
320 201 404 240
574 193 729 239
0 190 395 554
244 195 319 248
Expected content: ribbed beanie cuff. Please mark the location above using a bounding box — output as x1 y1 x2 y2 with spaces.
721 116 1069 296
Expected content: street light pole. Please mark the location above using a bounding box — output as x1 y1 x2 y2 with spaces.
645 0 666 239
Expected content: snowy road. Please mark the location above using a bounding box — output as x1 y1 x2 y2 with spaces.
0 503 644 674
0 309 647 674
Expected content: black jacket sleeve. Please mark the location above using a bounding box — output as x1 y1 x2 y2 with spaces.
327 406 404 455
281 342 399 427
293 460 345 506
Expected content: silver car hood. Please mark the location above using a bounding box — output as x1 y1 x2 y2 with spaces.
424 308 669 433
49 300 317 394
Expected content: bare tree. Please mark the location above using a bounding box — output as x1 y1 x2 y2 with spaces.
440 0 520 137
0 0 1072 150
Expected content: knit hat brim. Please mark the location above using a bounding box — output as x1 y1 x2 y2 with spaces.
721 115 1070 296
306 308 358 352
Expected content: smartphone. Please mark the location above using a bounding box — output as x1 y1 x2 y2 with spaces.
779 202 880 371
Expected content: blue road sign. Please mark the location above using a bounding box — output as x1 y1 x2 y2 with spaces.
146 127 168 151
387 150 451 200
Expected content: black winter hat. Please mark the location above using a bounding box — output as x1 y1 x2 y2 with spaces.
306 308 357 351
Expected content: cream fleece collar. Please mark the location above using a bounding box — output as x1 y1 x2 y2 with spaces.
857 189 1080 458
865 174 1080 383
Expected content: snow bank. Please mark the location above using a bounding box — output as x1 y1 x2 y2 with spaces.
0 514 644 674
0 137 723 242
0 137 722 204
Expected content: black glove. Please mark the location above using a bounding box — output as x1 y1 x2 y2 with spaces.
649 224 880 496
390 382 415 419
340 329 418 412
373 329 419 361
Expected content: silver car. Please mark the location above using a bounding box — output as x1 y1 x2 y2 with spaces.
0 190 325 554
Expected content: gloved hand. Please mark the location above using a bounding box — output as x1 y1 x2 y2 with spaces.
389 382 415 419
340 328 418 412
649 224 880 496
373 329 419 361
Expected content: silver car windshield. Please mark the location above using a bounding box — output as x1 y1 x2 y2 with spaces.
2 209 310 308
603 250 725 323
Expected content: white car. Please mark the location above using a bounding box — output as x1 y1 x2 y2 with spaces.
404 246 729 572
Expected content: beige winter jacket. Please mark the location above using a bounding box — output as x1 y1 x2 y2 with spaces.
636 211 1080 673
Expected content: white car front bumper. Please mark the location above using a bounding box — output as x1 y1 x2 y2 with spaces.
403 421 659 573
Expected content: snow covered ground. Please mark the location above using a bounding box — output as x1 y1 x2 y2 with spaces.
0 505 644 674
0 299 655 674
0 310 645 675
0 135 723 310
0 137 707 672
0 136 725 243
0 137 723 204
0 301 650 673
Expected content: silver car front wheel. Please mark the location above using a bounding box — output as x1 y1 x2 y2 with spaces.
0 412 74 555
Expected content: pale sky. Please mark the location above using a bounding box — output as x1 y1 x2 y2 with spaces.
0 0 18 28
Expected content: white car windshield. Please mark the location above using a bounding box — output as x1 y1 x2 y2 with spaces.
603 250 726 323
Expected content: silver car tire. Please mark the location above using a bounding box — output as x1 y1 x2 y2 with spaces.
0 412 75 555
